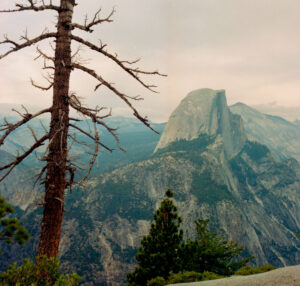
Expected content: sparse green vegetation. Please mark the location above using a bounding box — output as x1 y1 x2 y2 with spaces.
0 195 30 253
146 271 223 285
242 141 270 161
144 265 278 286
0 256 81 286
154 134 215 155
146 276 166 286
234 264 276 276
97 180 153 221
168 271 223 283
191 171 234 204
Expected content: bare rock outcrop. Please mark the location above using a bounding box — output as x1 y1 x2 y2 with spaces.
168 265 300 286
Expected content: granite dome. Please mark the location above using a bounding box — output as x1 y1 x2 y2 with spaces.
155 88 246 158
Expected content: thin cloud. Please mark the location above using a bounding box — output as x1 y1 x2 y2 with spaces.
0 0 299 122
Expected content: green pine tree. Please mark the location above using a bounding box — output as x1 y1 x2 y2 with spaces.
127 189 183 286
0 195 30 253
182 219 253 275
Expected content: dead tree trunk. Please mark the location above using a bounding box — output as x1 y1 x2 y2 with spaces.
37 0 73 257
0 0 166 259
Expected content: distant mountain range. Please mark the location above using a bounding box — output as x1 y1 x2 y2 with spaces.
252 103 300 122
1 89 300 285
230 103 300 161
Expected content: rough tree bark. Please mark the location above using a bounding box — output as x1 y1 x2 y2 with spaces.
38 0 73 257
0 0 165 258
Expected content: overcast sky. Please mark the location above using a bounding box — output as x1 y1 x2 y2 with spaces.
0 0 300 122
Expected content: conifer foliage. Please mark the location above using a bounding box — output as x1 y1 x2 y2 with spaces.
127 189 183 285
0 195 29 252
127 191 253 285
181 219 253 275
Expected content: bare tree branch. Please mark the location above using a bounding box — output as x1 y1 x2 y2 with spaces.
0 0 60 13
35 46 54 62
33 165 47 187
0 32 57 60
69 123 112 152
72 63 159 134
31 77 53 91
76 121 99 185
68 133 89 147
65 165 76 192
71 35 167 92
0 107 52 146
68 92 125 147
69 93 112 119
0 1 166 259
28 126 38 142
0 134 49 183
69 93 126 151
72 7 115 33
71 45 82 61
11 108 25 118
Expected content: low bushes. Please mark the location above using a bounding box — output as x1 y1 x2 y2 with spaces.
234 264 276 276
0 256 80 286
146 271 223 286
146 265 277 285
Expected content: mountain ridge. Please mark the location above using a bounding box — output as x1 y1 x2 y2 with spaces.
230 102 300 161
155 88 246 159
1 89 300 285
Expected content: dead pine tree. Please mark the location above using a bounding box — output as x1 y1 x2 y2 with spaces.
0 0 165 258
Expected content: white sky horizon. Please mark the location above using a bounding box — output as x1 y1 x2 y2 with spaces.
1 0 300 122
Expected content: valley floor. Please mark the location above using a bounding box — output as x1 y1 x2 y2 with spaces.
168 265 300 286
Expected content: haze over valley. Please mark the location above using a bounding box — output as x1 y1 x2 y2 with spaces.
1 88 300 285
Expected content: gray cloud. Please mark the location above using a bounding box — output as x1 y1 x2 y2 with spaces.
0 0 299 122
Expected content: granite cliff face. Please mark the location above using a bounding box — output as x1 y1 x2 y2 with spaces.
0 150 40 210
230 103 300 161
155 89 246 158
1 89 300 285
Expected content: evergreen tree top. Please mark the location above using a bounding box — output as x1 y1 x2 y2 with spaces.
127 189 183 285
0 195 30 251
165 189 173 198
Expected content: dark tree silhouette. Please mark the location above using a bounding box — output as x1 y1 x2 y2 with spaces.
182 219 253 275
0 0 165 258
127 190 183 285
0 195 30 252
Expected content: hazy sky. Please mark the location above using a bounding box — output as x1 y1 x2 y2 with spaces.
0 0 300 122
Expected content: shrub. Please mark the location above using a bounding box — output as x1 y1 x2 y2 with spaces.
168 271 202 283
234 264 276 276
181 219 253 275
147 271 224 285
0 256 81 286
168 271 223 283
201 271 224 281
147 277 166 286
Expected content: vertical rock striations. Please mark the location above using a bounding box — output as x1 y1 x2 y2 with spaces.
230 103 300 161
1 89 300 285
155 88 246 158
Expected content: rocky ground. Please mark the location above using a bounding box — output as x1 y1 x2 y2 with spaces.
168 265 300 286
